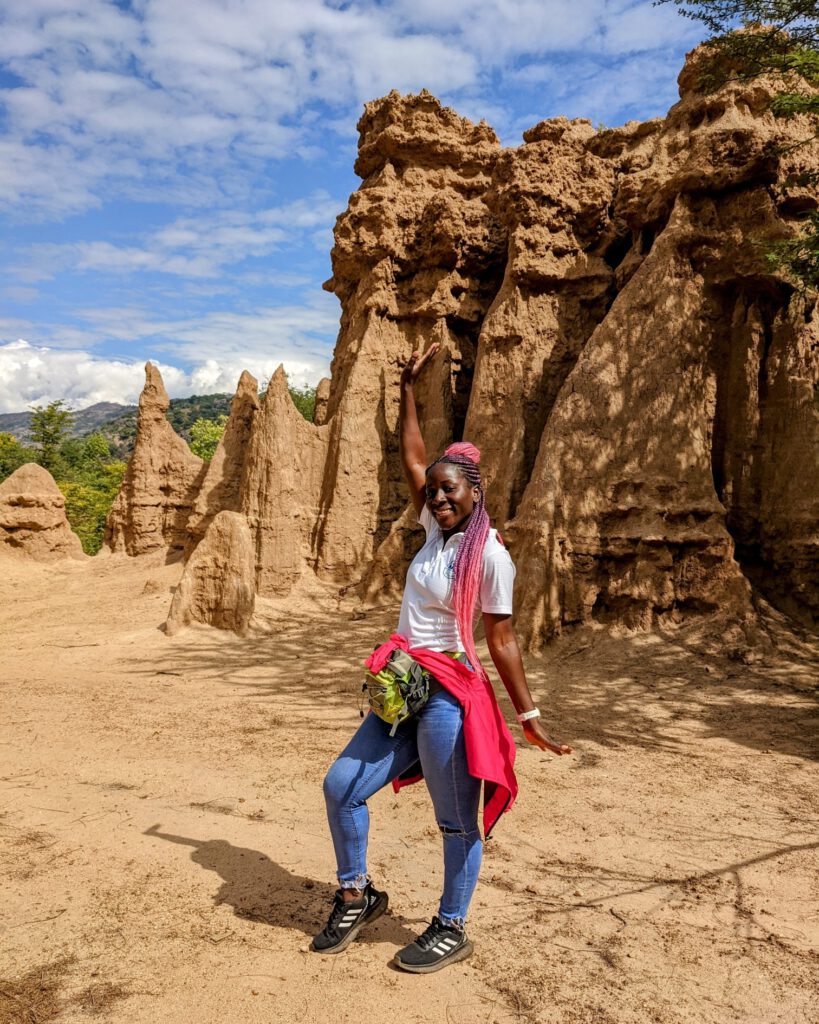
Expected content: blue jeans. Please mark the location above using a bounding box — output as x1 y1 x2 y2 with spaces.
322 687 482 928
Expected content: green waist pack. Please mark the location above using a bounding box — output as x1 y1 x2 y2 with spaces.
362 649 430 737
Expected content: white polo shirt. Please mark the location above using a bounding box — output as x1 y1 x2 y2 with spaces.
396 504 516 652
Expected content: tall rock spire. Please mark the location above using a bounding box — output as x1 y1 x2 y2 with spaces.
238 365 329 595
185 370 260 554
105 363 206 557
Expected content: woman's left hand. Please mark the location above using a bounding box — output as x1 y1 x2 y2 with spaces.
522 719 572 755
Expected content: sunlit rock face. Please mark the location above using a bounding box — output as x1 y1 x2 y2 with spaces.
0 463 85 562
236 365 329 596
321 90 506 589
184 370 260 557
166 511 255 636
105 363 206 558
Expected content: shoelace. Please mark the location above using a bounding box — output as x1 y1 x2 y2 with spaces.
415 916 459 950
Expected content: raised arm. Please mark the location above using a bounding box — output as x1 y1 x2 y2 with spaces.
399 343 440 516
483 612 572 755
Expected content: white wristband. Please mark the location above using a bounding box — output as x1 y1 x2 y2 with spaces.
517 708 541 723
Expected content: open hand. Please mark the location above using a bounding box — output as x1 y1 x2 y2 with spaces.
401 342 440 386
522 718 572 755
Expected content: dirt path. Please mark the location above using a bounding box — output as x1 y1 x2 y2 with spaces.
1 553 817 1024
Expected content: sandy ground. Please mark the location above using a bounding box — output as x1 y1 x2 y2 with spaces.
1 551 817 1024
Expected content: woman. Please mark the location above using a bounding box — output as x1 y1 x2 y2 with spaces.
313 343 571 973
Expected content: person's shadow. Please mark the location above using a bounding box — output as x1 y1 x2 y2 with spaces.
145 824 418 947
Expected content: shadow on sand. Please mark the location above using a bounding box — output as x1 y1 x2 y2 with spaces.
129 602 819 764
144 823 419 947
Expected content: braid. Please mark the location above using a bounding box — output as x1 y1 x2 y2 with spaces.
427 442 491 679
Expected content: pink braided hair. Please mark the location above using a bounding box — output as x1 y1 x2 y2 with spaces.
427 441 490 680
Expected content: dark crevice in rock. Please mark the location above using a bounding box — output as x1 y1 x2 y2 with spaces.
640 224 657 255
373 368 402 554
445 324 478 444
603 232 631 270
707 282 813 626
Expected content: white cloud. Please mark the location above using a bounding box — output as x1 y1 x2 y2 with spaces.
0 335 331 414
509 43 699 127
0 1 700 216
0 291 340 412
0 0 478 215
2 285 38 304
11 192 343 281
0 339 155 412
389 0 697 61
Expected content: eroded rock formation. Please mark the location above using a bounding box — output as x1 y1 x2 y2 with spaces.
105 364 206 557
0 463 85 562
185 370 260 554
313 377 331 426
239 365 329 595
109 45 818 641
502 60 819 643
318 92 505 582
166 511 255 635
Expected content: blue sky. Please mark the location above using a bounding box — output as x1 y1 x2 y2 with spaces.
0 0 702 413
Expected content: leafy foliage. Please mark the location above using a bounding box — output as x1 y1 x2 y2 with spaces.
29 400 74 473
189 415 228 460
54 430 127 554
767 209 819 281
287 383 317 421
0 432 36 478
59 463 126 555
663 0 819 288
167 393 235 435
664 2 818 69
60 431 112 471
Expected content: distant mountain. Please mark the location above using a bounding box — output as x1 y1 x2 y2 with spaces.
0 401 137 443
0 393 234 459
0 410 34 438
96 393 233 459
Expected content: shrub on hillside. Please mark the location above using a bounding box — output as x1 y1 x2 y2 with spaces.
189 415 228 460
59 462 127 555
0 432 37 481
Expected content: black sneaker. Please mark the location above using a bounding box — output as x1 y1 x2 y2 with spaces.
310 882 389 954
393 916 474 973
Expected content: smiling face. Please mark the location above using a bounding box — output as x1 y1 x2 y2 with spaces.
425 463 479 535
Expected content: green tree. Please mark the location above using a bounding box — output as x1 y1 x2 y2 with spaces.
0 432 36 482
664 1 819 287
59 461 126 555
29 400 75 473
46 427 127 554
188 415 228 460
60 432 112 473
288 383 317 421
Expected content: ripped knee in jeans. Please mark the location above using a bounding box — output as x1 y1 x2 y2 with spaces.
438 822 480 838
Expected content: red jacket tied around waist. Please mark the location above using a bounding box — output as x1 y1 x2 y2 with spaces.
365 633 518 838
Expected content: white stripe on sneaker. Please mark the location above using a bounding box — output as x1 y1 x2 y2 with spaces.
432 943 450 955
